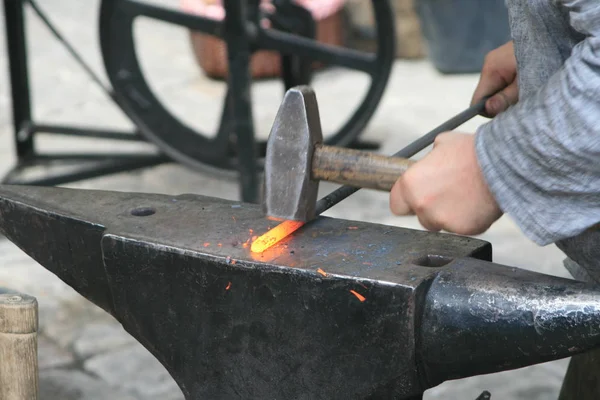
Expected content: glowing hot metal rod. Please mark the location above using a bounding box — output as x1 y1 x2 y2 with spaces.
250 220 304 253
252 87 489 253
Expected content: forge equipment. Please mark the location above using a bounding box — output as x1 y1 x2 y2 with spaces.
1 185 600 399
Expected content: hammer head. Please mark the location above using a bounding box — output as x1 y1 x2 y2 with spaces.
262 86 323 222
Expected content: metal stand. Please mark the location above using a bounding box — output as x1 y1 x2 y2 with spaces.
3 0 394 202
2 0 170 187
222 0 259 202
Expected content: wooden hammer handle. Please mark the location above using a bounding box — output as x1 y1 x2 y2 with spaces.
312 145 416 191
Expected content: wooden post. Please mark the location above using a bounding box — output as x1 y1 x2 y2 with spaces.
0 290 39 400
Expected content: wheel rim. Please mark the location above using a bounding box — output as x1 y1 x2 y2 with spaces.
99 0 396 178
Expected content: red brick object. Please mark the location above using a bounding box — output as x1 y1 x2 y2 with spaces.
181 0 346 79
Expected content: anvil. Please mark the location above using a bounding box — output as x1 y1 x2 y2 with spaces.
1 185 600 399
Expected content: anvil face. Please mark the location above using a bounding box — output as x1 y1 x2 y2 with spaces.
3 186 600 400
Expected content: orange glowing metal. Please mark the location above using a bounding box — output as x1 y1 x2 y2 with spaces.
203 242 210 247
251 220 305 253
350 290 366 302
226 282 231 290
317 268 327 277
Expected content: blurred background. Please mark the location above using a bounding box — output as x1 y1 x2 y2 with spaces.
0 0 572 398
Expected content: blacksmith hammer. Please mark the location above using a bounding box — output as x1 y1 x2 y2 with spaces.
263 86 415 222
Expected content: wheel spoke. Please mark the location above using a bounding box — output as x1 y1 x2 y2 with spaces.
258 29 376 74
122 0 222 37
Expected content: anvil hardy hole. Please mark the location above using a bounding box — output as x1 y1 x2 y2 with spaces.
412 254 454 268
131 207 156 217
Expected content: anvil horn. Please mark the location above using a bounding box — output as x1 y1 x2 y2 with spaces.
420 259 600 387
1 184 600 399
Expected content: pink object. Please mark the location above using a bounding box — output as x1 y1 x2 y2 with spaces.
180 0 346 22
180 0 346 79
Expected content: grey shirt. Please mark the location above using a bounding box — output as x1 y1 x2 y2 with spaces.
475 0 600 275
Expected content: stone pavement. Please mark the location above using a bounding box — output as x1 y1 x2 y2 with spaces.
0 1 573 398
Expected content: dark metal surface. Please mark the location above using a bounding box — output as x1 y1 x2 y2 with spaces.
263 86 323 221
271 0 315 90
2 185 600 399
4 0 33 158
222 0 259 202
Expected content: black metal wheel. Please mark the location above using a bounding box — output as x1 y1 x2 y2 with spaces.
99 0 396 181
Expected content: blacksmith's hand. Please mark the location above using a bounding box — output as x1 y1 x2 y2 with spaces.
389 132 502 235
471 40 519 117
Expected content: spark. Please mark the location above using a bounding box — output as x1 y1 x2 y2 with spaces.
317 268 327 277
348 226 359 230
251 220 305 253
226 282 231 290
350 290 366 302
203 242 210 247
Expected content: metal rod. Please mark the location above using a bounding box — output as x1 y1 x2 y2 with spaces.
127 0 222 37
3 155 169 186
32 124 143 141
26 0 115 100
4 0 34 158
223 0 259 203
315 99 488 215
32 153 162 162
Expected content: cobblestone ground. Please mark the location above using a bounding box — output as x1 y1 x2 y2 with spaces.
0 1 573 399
